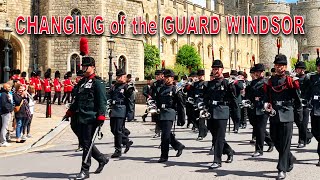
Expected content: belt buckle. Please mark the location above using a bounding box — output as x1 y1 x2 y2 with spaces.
255 97 260 101
276 101 282 106
112 100 116 105
161 104 166 108
212 101 217 105
195 95 199 98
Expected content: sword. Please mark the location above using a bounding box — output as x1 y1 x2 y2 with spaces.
84 125 101 163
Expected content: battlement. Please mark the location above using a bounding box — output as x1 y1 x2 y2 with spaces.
251 2 291 15
291 0 320 10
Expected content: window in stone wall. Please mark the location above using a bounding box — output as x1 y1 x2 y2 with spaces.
302 53 309 61
198 42 202 55
235 0 239 8
70 53 81 75
118 11 126 34
160 37 166 53
118 55 126 71
207 44 212 58
219 48 223 61
161 0 164 5
71 8 81 33
191 42 195 47
171 39 177 55
146 13 149 24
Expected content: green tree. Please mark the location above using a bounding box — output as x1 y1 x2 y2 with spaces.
305 59 316 72
167 64 189 80
144 43 160 68
176 45 202 71
290 58 298 70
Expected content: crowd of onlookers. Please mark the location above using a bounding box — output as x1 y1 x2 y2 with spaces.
0 80 35 147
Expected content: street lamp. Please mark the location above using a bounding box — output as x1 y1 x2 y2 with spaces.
107 37 115 88
3 20 12 83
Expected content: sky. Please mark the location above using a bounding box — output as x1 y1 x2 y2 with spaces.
191 0 298 8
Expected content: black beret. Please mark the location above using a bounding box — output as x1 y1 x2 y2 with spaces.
211 59 223 68
116 69 126 76
21 72 27 77
155 70 163 75
55 71 60 78
265 72 271 76
238 71 245 76
81 56 95 66
163 69 175 77
197 69 205 76
189 71 197 77
254 63 265 72
271 68 275 72
230 70 238 76
295 61 306 69
76 70 84 77
274 54 287 65
250 67 256 73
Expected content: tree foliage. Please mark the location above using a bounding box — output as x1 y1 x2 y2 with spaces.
176 45 202 71
144 43 160 68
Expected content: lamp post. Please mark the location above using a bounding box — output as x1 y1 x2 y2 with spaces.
107 37 115 88
3 20 12 83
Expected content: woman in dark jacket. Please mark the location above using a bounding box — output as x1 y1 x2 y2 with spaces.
13 84 30 143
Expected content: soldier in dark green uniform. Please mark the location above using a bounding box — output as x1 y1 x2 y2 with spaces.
229 70 243 133
156 69 185 163
150 70 164 138
65 56 109 180
247 66 257 144
108 69 134 158
191 69 208 140
306 57 320 167
185 71 197 129
141 76 152 122
246 63 274 157
205 60 237 169
263 54 302 179
294 61 313 148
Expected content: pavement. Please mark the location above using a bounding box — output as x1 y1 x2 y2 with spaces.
0 104 320 179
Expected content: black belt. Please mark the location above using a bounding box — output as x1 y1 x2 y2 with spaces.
112 100 125 105
211 101 229 106
160 104 174 109
273 101 293 106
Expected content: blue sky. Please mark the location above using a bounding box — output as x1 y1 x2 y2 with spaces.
192 0 298 7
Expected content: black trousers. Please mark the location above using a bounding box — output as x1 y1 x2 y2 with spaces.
36 90 42 103
196 111 208 138
254 114 273 153
240 107 248 126
43 92 51 103
248 108 256 140
62 92 72 103
152 114 161 134
270 120 294 172
52 92 61 105
110 117 129 150
311 115 320 156
22 115 33 135
70 116 81 146
176 102 186 126
159 120 184 159
295 107 312 144
209 119 234 164
79 122 105 172
186 103 196 127
230 109 240 131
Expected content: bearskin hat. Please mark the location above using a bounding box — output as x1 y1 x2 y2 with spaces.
67 71 72 77
44 71 50 79
55 71 60 78
21 72 27 78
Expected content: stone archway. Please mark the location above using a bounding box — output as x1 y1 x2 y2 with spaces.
0 34 23 83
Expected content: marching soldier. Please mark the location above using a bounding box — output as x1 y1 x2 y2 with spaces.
19 72 28 86
155 69 185 163
62 72 73 104
150 70 164 138
29 71 37 95
126 74 136 122
185 71 197 129
191 69 208 140
52 71 62 105
176 75 187 127
307 57 320 167
142 76 152 122
238 71 247 129
271 68 276 76
65 56 109 179
263 54 302 179
229 70 243 133
205 60 237 169
35 71 42 103
247 67 257 144
246 63 274 157
72 70 84 103
294 61 313 148
108 69 134 158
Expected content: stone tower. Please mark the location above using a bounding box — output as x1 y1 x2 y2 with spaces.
291 0 320 61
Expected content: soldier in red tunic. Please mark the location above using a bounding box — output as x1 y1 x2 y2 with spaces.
52 71 62 105
11 69 21 81
62 71 73 104
29 71 37 99
42 71 52 103
35 71 42 103
19 72 28 86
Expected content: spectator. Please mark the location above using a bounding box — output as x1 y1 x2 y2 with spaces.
22 86 35 138
13 84 30 143
0 83 14 147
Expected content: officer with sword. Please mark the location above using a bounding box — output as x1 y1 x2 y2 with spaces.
65 56 109 180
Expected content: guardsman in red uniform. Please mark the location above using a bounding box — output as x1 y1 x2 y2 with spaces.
35 71 42 103
19 72 28 86
52 71 62 105
42 71 52 103
62 71 73 104
11 69 21 81
29 71 37 98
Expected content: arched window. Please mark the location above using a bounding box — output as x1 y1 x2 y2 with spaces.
207 44 212 57
118 55 126 71
145 35 151 45
197 43 202 55
70 54 81 75
191 42 195 47
161 0 164 5
71 8 81 33
160 37 167 53
118 11 126 34
171 39 177 55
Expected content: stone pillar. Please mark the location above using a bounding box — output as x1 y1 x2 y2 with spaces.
206 0 211 10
